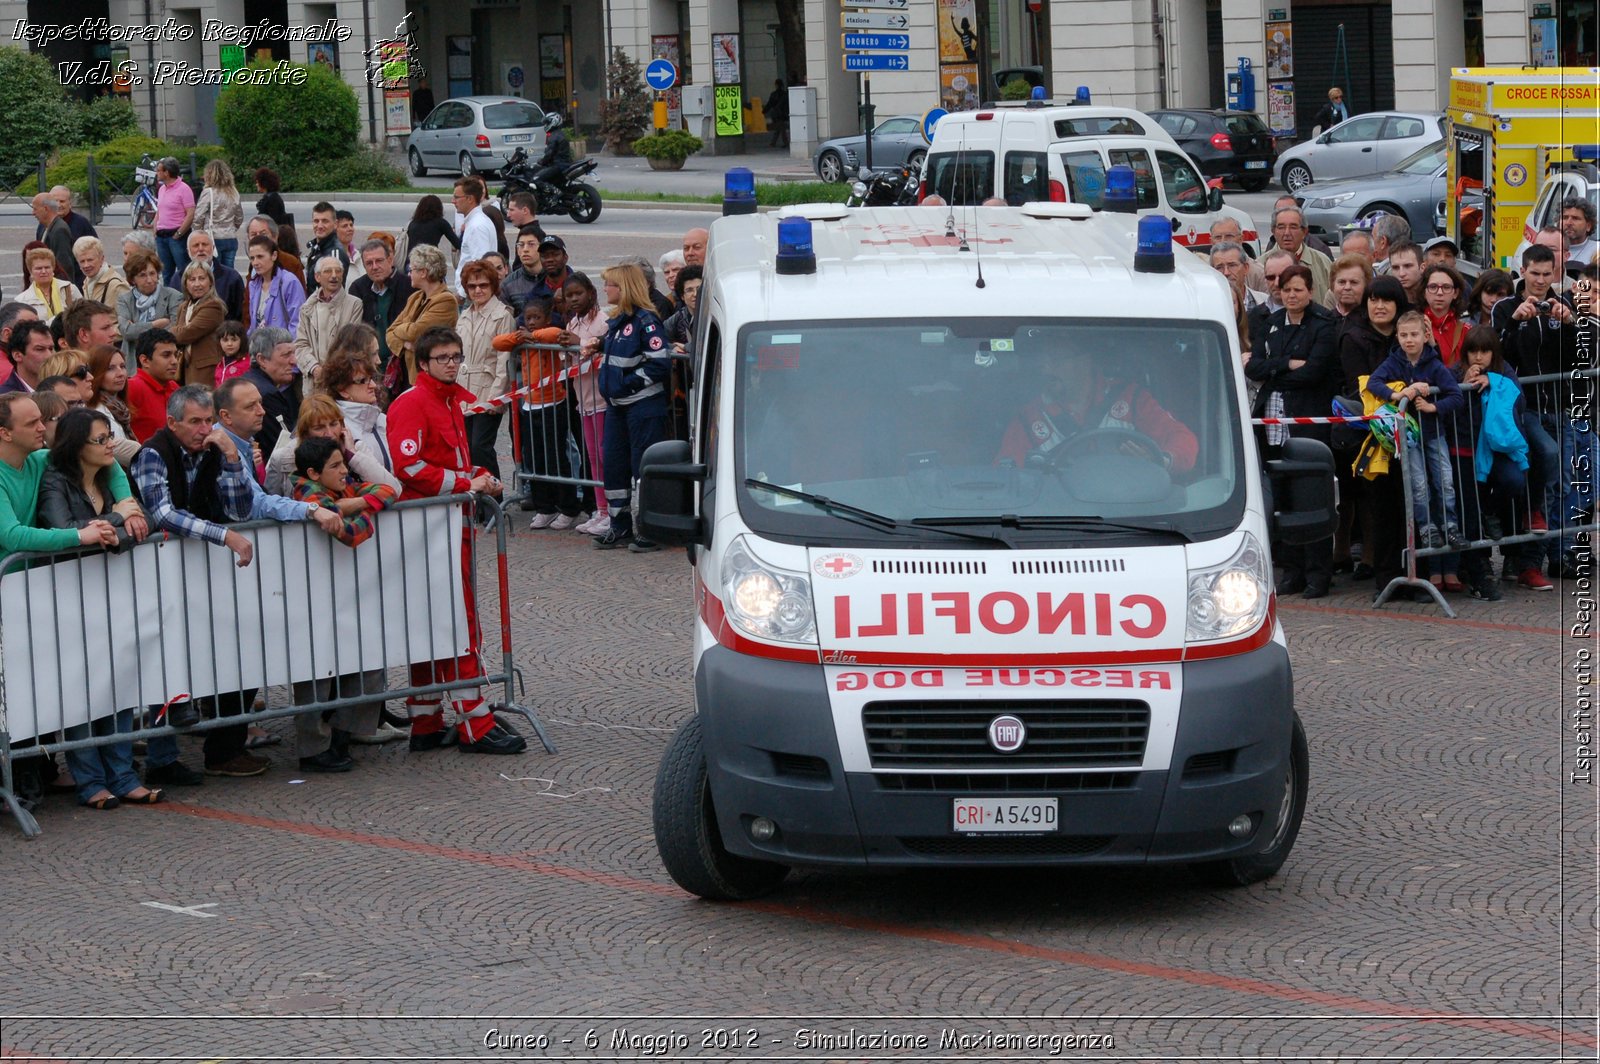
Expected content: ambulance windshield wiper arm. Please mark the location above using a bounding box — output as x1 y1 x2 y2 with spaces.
744 479 1011 547
911 514 1193 542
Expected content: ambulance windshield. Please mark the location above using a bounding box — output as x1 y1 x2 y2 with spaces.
736 318 1245 542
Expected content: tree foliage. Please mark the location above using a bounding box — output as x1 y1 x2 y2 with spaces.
217 61 360 179
599 48 652 155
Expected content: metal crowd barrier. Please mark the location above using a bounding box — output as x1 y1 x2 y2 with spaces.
504 341 691 507
0 492 554 839
1255 365 1599 619
1374 367 1600 617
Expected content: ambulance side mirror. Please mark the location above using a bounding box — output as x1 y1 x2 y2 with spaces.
1265 436 1336 546
1207 187 1225 212
638 440 707 546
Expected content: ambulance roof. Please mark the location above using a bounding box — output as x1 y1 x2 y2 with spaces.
703 204 1233 325
930 104 1178 147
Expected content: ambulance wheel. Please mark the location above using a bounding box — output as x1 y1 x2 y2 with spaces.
653 715 790 901
1189 713 1308 887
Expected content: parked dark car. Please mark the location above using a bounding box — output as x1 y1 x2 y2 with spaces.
1149 109 1278 192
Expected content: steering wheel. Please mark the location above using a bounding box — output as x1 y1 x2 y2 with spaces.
1050 427 1167 467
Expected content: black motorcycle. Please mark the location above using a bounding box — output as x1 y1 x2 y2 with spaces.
846 158 923 208
498 147 603 225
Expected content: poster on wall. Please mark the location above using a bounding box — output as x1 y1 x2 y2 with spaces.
384 88 412 135
938 0 980 64
711 33 740 86
940 64 979 112
447 35 473 96
1265 23 1293 79
714 83 744 136
652 34 683 129
539 33 567 116
308 41 338 70
1529 18 1559 66
1267 82 1296 135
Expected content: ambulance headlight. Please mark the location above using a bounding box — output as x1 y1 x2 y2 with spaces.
1187 533 1270 642
723 535 818 646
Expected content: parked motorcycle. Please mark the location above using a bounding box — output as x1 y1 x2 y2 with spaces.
130 153 159 230
498 147 603 225
847 159 922 208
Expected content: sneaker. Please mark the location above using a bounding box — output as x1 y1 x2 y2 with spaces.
145 760 204 787
594 524 633 550
628 538 661 554
1528 512 1548 532
204 753 270 777
583 513 612 537
1469 582 1504 602
549 512 582 531
1518 567 1554 591
350 721 409 745
1444 526 1469 551
1421 526 1445 549
528 512 558 530
1482 514 1505 542
459 722 528 755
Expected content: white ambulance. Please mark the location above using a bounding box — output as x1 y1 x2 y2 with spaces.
639 201 1335 900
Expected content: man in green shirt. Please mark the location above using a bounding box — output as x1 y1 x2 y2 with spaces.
0 393 121 556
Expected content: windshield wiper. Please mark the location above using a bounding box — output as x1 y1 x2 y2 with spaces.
911 514 1193 542
744 479 1011 548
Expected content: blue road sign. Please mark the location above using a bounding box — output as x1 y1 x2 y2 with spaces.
843 54 910 72
842 32 910 50
644 59 678 91
920 107 948 142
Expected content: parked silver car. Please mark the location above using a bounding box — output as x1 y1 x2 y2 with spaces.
1296 141 1446 247
1277 111 1445 193
813 115 928 183
408 96 550 178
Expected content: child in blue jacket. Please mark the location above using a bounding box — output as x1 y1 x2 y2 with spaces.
1367 311 1467 551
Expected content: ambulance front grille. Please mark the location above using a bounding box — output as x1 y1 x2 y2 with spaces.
862 700 1149 768
1012 558 1126 575
872 559 988 575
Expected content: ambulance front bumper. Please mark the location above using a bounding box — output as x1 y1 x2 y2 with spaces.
695 641 1295 868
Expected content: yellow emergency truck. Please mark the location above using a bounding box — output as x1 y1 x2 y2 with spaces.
1445 67 1600 275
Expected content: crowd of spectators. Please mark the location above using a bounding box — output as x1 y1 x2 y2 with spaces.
1207 197 1598 601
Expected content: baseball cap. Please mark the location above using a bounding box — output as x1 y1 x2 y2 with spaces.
538 235 566 252
1423 235 1459 255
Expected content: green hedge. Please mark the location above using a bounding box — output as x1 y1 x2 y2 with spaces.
217 61 360 179
284 146 409 192
20 134 224 203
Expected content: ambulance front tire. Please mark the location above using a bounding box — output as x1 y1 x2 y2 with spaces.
1188 712 1308 888
653 715 790 901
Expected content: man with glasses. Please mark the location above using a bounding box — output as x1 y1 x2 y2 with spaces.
351 238 413 373
1268 206 1331 301
1266 195 1332 258
385 326 526 755
451 177 498 297
1209 241 1268 313
1248 248 1295 352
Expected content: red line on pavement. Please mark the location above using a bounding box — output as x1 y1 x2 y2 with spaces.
1279 601 1564 636
152 802 1588 1052
1 1049 74 1063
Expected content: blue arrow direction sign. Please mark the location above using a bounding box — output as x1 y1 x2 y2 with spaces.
844 54 910 72
842 32 910 50
644 58 678 91
841 11 910 29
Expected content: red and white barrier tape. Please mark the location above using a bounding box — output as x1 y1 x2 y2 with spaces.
1252 413 1398 426
462 354 601 415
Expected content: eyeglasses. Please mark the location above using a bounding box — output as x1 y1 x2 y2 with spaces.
1264 272 1285 283
427 353 466 364
350 376 373 386
465 282 491 290
88 433 113 446
70 366 90 379
1425 283 1456 292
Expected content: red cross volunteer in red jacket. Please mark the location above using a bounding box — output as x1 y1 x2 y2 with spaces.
386 325 527 755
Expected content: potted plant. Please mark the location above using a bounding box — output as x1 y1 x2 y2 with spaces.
631 129 705 171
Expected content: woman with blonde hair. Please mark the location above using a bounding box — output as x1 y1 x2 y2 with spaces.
590 262 671 551
195 159 244 271
385 243 458 390
74 236 130 307
265 391 399 494
171 261 228 384
41 350 95 404
19 246 81 323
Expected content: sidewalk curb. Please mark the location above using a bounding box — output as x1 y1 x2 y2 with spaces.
281 194 789 213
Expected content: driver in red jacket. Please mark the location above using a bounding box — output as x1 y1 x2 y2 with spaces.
997 348 1198 474
386 325 526 755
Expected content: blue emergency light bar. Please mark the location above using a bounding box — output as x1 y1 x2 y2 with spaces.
723 168 757 216
1104 164 1137 213
775 217 815 275
1572 144 1600 163
1135 215 1174 274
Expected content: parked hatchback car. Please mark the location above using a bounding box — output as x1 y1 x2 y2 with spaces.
814 115 927 183
1295 140 1447 248
1149 109 1278 191
1277 110 1445 193
408 96 550 178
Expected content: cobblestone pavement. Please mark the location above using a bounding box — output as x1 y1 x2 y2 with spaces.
0 479 1593 1062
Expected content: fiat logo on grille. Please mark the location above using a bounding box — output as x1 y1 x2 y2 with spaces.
987 715 1026 753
